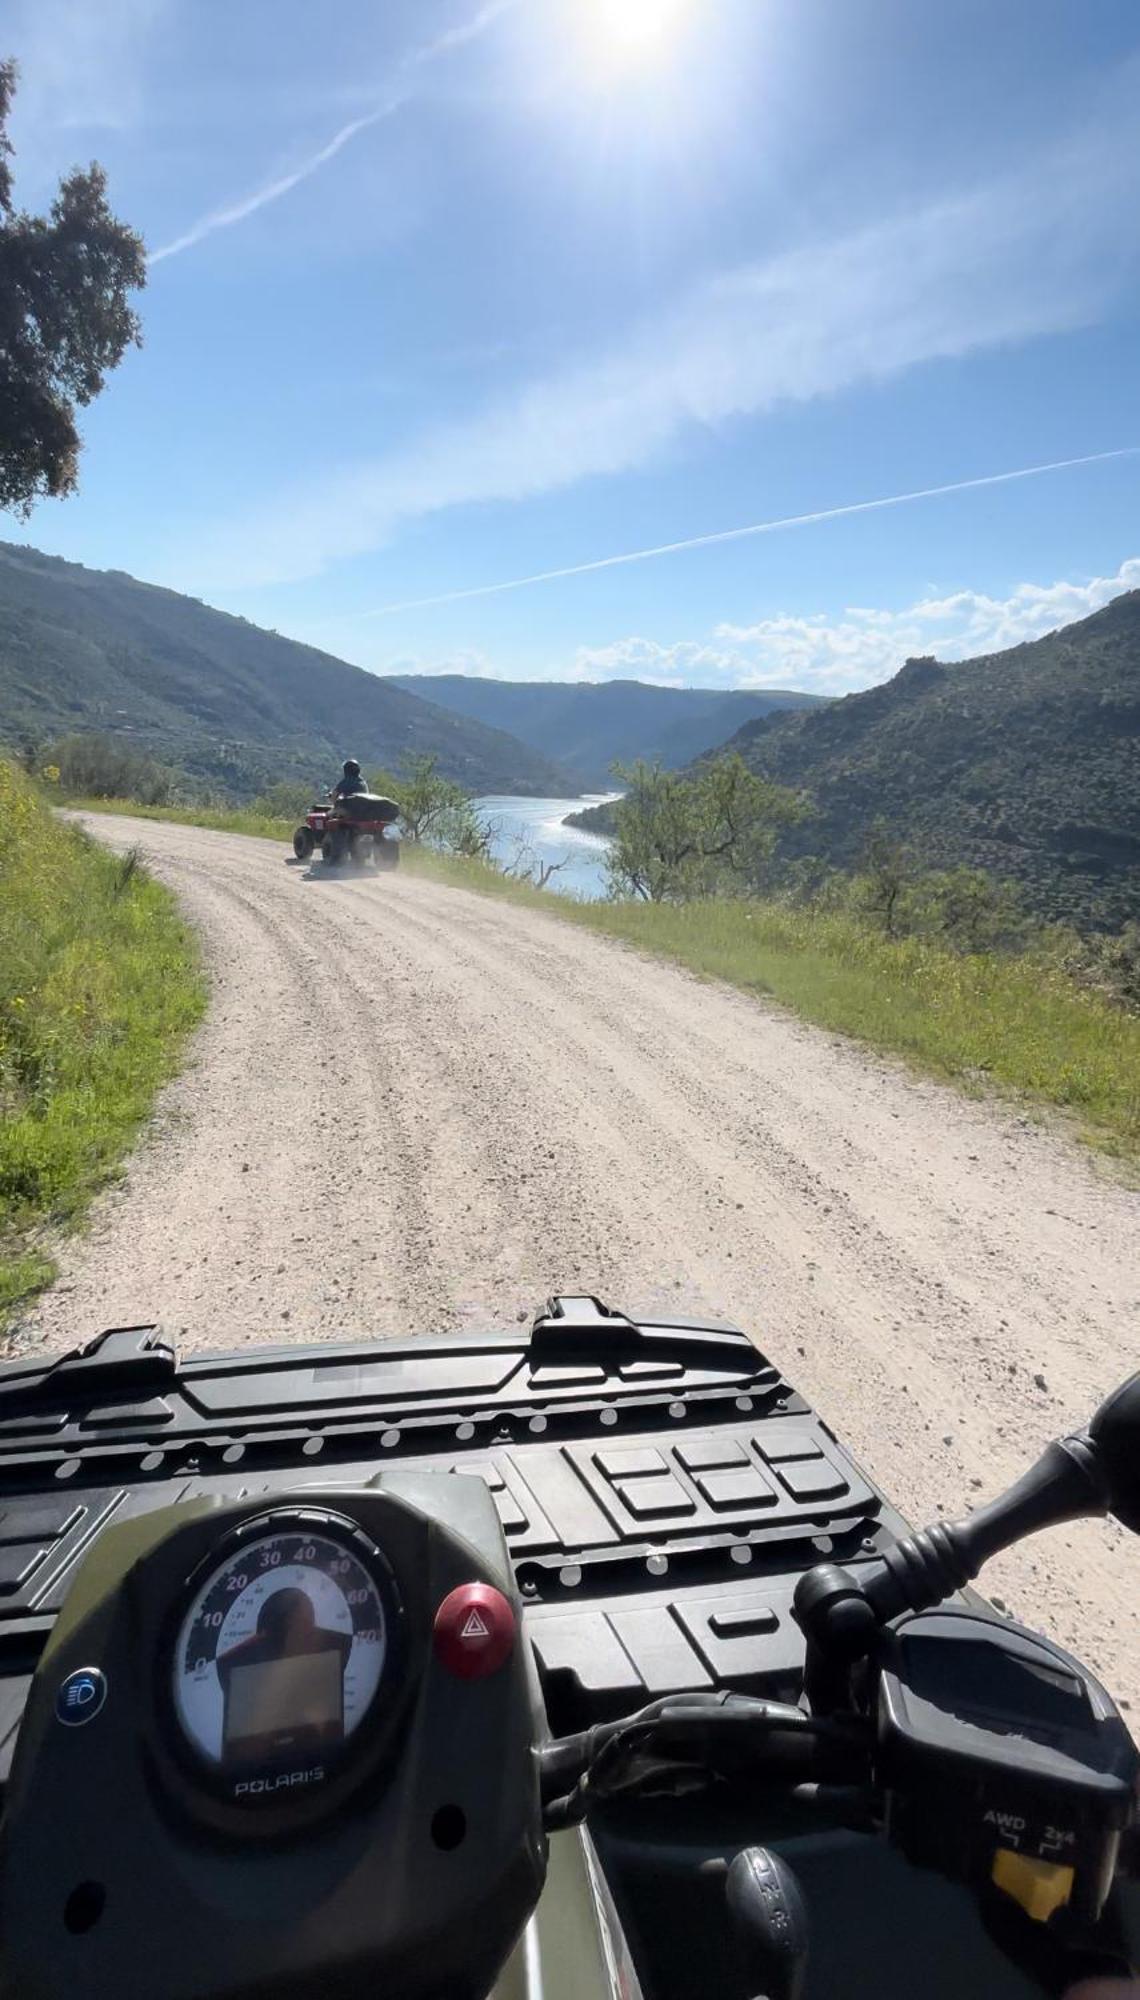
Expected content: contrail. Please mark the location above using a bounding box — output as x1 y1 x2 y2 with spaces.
363 447 1140 615
149 108 403 263
149 0 516 265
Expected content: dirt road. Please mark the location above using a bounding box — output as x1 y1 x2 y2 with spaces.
21 814 1140 1708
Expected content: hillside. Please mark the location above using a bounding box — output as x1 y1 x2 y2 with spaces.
386 673 821 789
717 592 1140 931
0 544 572 797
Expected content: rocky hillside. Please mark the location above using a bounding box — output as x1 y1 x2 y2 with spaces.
719 592 1140 931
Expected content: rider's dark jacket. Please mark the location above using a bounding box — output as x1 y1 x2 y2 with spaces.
332 772 368 801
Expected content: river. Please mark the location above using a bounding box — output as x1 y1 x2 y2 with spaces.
472 794 617 900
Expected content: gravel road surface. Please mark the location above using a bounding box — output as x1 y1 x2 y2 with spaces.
19 814 1140 1709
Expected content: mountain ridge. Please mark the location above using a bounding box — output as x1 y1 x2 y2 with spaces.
0 543 574 796
714 591 1140 930
386 673 822 788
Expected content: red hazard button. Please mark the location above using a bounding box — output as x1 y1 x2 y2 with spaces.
433 1582 516 1680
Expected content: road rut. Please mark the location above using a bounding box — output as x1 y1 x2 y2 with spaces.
18 814 1140 1710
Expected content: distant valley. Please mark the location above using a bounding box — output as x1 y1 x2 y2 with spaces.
5 539 1135 935
0 544 822 800
386 674 822 790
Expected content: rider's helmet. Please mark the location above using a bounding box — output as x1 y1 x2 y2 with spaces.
343 759 361 778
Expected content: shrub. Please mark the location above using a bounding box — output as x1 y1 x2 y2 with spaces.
50 732 174 805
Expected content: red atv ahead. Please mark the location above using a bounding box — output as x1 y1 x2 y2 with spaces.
292 793 401 870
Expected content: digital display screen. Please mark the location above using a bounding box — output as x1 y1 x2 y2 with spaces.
223 1649 344 1755
175 1529 391 1792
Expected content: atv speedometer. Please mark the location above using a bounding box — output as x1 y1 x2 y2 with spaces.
171 1514 397 1798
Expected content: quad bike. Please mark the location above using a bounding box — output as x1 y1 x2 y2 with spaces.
292 793 401 870
0 1294 1133 2000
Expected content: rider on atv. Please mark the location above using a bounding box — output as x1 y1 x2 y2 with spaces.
332 758 369 801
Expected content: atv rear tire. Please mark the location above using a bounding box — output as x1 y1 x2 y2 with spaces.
374 838 400 872
322 830 348 867
293 826 315 861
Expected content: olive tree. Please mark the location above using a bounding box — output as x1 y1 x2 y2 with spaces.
606 755 803 903
395 754 489 854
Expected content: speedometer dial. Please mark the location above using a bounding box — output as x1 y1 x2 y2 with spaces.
172 1524 388 1777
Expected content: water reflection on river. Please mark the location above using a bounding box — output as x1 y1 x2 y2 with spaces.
472 795 617 900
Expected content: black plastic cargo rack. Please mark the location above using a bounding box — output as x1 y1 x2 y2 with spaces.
0 1295 908 1780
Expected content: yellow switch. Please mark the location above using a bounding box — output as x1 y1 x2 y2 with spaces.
991 1849 1075 1923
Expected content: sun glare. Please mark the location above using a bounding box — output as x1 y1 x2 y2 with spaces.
585 0 691 64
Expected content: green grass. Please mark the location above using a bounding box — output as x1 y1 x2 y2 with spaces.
0 766 206 1327
68 803 1140 1169
69 795 294 842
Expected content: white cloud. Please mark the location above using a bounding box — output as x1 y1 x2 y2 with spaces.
701 554 1140 691
567 636 748 687
175 99 1140 592
305 555 1139 692
715 556 1140 691
460 557 1140 695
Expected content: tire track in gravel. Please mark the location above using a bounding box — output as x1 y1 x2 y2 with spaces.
17 814 1140 1714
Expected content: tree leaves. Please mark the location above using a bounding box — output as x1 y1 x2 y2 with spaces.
605 755 804 902
0 61 146 515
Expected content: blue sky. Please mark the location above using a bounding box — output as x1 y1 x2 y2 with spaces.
3 0 1139 692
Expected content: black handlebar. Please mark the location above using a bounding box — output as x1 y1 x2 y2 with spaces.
1089 1371 1140 1531
537 1375 1140 1997
540 1373 1140 1839
794 1371 1140 1705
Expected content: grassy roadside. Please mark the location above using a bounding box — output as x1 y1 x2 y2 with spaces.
70 796 294 842
1 769 205 1326
72 800 1140 1168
